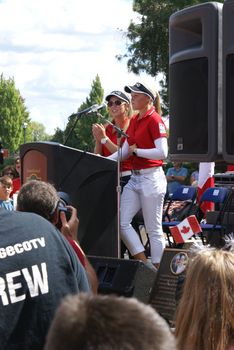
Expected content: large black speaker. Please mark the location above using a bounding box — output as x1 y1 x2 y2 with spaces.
20 142 118 258
223 0 234 162
169 2 222 162
88 256 157 304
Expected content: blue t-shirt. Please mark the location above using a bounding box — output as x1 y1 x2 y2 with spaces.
166 167 188 194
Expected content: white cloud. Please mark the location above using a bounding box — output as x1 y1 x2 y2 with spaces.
0 0 160 134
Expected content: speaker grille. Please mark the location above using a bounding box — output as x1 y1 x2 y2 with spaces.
88 256 157 304
169 57 208 155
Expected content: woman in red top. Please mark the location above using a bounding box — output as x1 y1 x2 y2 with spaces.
12 156 21 195
109 83 168 269
92 90 132 187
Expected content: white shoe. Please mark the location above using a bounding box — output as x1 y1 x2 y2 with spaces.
144 261 158 272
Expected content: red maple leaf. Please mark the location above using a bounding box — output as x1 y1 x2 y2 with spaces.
181 226 190 234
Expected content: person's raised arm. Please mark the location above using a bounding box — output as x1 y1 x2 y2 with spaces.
92 123 119 155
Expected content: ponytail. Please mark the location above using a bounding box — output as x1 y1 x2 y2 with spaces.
154 91 161 115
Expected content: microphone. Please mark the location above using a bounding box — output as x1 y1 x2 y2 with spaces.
72 103 106 117
87 103 106 114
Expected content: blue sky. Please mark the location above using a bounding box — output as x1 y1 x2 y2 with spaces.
0 0 160 134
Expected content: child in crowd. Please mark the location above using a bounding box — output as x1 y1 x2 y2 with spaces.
0 175 14 210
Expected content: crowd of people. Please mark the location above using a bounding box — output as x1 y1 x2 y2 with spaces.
0 81 233 349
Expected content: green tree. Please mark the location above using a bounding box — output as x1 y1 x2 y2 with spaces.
62 75 108 151
0 74 30 152
51 127 65 144
119 0 224 114
27 121 52 142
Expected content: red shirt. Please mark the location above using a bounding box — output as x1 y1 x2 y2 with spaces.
11 177 21 197
102 122 132 172
227 165 234 171
67 238 86 267
127 107 167 169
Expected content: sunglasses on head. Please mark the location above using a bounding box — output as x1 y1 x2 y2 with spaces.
107 100 123 107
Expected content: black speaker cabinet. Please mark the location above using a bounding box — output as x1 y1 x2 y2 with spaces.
169 2 223 162
88 256 157 304
223 0 234 162
20 142 118 258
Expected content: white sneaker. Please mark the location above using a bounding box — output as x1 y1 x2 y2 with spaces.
144 261 158 272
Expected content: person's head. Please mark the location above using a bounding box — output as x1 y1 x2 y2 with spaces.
173 162 182 169
105 90 131 119
0 175 13 200
2 165 16 179
175 247 234 350
179 254 186 264
17 180 60 223
44 293 177 350
124 82 161 114
14 156 21 176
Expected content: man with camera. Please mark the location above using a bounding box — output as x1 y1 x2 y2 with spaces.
0 181 90 349
16 180 98 294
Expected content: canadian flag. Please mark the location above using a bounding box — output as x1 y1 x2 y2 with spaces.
197 162 215 216
169 215 202 244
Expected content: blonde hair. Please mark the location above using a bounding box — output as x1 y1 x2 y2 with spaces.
124 101 133 118
175 248 234 350
154 91 161 115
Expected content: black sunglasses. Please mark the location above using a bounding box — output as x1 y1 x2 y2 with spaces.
107 100 123 107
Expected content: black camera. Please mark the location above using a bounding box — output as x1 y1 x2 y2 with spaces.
58 201 72 220
56 192 72 229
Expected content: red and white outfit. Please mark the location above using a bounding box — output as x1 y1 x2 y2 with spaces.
110 107 168 264
101 122 132 175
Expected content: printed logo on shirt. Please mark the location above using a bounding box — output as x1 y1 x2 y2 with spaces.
0 237 46 259
159 123 166 134
0 237 49 306
0 262 49 306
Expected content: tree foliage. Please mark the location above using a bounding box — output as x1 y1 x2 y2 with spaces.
0 74 30 152
53 75 108 152
27 121 51 142
51 127 65 144
119 0 224 114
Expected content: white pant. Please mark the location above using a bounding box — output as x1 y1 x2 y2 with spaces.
120 167 167 264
